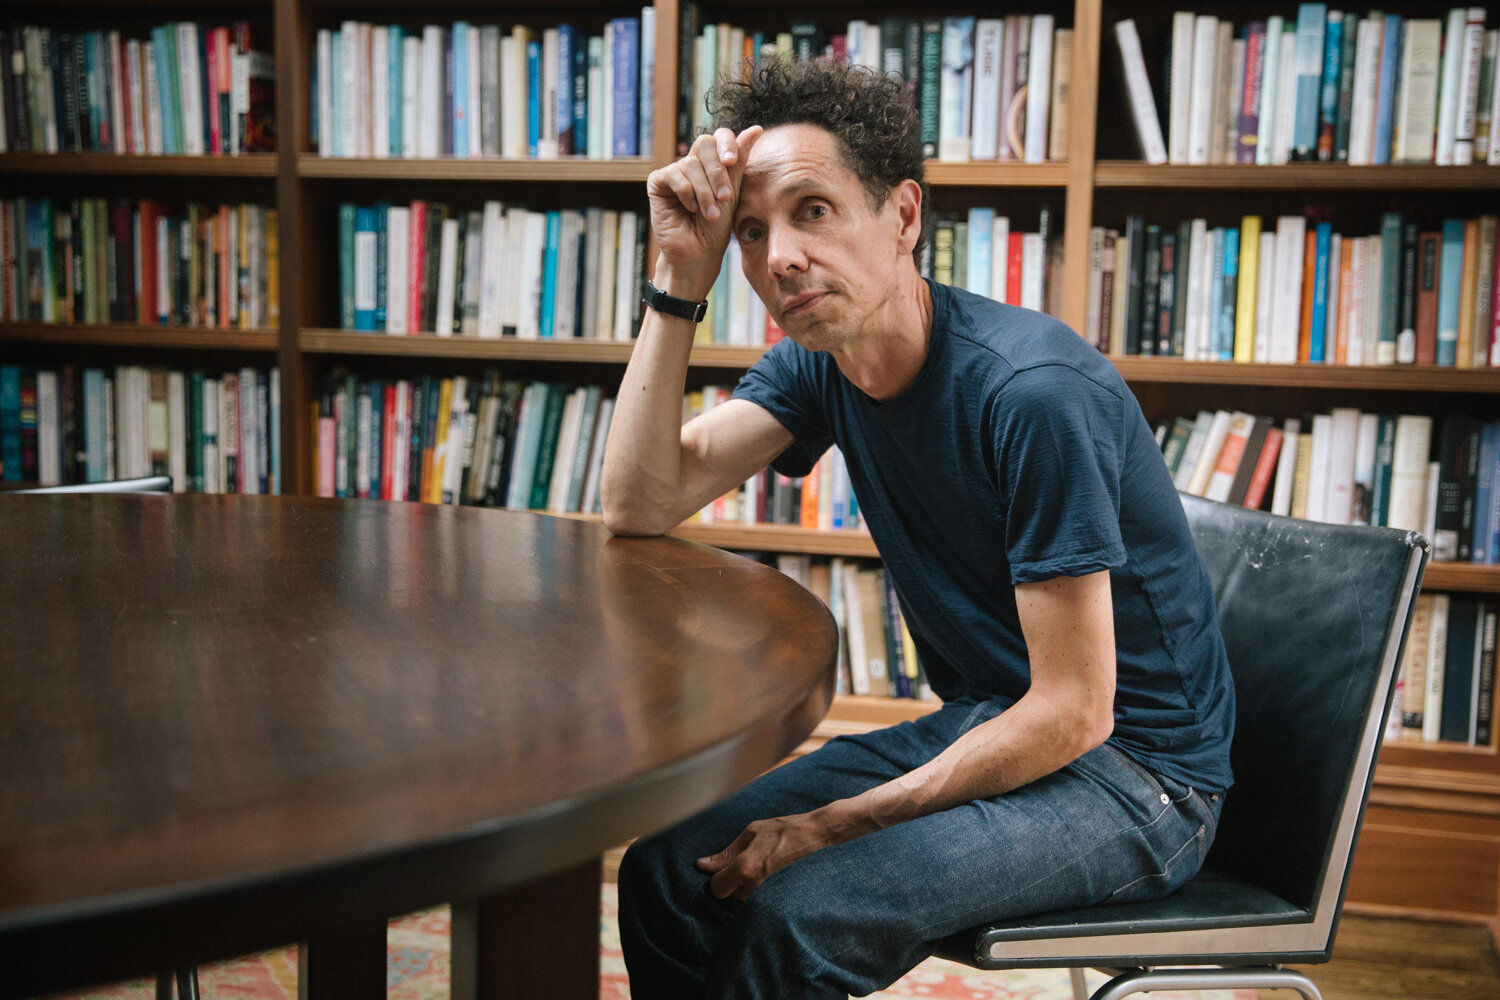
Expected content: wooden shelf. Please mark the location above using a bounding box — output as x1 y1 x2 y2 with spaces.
299 329 767 368
1112 357 1500 393
1095 161 1500 190
926 161 1070 187
1425 562 1500 594
297 155 653 183
0 322 278 351
0 153 277 177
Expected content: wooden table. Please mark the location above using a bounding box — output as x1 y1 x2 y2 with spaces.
0 494 837 999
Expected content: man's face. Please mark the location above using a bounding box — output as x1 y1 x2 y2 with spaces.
732 123 908 352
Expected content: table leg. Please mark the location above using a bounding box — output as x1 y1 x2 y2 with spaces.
451 857 603 1000
297 914 389 1000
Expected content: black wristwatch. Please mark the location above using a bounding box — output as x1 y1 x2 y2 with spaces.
643 279 709 323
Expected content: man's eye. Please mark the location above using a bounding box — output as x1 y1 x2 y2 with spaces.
740 226 765 243
805 205 827 220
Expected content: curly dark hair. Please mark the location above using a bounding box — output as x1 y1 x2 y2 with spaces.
709 57 930 257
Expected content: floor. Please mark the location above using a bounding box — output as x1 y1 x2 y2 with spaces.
1272 913 1500 999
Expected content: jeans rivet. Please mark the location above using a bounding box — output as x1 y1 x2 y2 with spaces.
1160 793 1170 804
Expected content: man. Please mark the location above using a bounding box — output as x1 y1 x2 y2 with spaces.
600 57 1234 1000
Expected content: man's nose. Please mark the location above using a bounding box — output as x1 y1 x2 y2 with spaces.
765 224 808 278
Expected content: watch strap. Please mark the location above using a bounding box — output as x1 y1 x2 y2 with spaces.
643 279 709 323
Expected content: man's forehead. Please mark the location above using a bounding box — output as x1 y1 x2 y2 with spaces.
740 124 850 199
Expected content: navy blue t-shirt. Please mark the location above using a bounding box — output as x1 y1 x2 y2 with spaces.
732 281 1235 794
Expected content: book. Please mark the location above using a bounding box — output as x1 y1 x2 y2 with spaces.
1113 19 1167 164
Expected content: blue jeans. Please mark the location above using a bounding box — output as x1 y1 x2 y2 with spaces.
618 696 1223 1000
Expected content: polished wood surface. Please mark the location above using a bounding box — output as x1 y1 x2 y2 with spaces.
0 494 837 999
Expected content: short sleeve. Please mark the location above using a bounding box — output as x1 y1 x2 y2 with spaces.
997 366 1129 584
731 339 835 478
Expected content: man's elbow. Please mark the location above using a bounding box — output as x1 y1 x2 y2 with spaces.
600 490 673 537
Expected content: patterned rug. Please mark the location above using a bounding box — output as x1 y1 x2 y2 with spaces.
47 884 1254 1000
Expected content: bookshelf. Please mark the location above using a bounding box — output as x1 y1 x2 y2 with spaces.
3 0 1499 940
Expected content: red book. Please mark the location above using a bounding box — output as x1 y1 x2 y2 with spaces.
137 200 156 324
407 200 427 334
380 383 398 500
1416 230 1441 365
206 29 221 153
1007 231 1024 306
1242 426 1285 511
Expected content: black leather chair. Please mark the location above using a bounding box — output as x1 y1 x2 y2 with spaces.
935 493 1429 1000
12 475 173 493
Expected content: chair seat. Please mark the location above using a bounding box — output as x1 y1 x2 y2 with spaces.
936 869 1312 969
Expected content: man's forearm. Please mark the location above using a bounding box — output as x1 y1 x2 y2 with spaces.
599 262 714 535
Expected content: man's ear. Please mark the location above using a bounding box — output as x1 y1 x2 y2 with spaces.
892 179 923 256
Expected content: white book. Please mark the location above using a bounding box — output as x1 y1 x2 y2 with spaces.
1085 226 1105 335
106 32 125 152
1268 215 1306 363
354 217 378 328
1423 593 1451 742
401 35 420 157
338 22 358 157
500 207 529 332
144 40 164 155
177 23 205 155
503 30 529 158
1020 232 1044 311
1387 414 1434 534
580 207 604 338
356 23 372 156
1256 16 1286 164
539 28 560 159
516 211 547 338
391 380 410 500
938 16 976 162
967 207 994 299
640 6 658 156
1205 411 1256 503
1114 19 1168 164
990 215 1010 304
1352 412 1379 524
1186 218 1210 359
385 206 410 334
1347 16 1381 165
1253 230 1276 363
547 388 586 512
477 201 506 337
1346 237 1368 365
1024 15 1054 163
459 210 484 333
1168 11 1197 164
1436 9 1468 165
595 210 619 338
420 25 444 157
36 371 58 485
554 210 582 337
588 35 606 160
579 397 615 515
167 371 187 493
1361 235 1383 365
1218 31 1245 164
1271 28 1299 164
1395 19 1443 163
614 212 640 340
445 382 475 505
126 39 147 154
1271 417 1302 516
434 217 459 335
371 26 389 159
1453 8 1488 164
1187 15 1219 164
1323 407 1361 525
845 20 868 68
1305 414 1332 522
1187 409 1234 497
840 562 871 695
971 20 1005 160
316 30 334 154
601 26 614 160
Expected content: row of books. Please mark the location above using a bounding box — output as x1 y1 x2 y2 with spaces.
1162 408 1500 564
925 208 1059 314
1 197 278 329
312 370 612 510
1087 211 1500 367
337 201 645 338
774 555 935 701
676 8 1072 164
313 15 654 161
0 363 281 493
1116 7 1500 167
1 22 274 156
1388 593 1496 747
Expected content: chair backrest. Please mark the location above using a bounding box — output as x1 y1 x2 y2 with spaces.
1181 493 1427 920
12 476 173 494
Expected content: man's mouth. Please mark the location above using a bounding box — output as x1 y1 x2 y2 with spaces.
781 291 827 316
